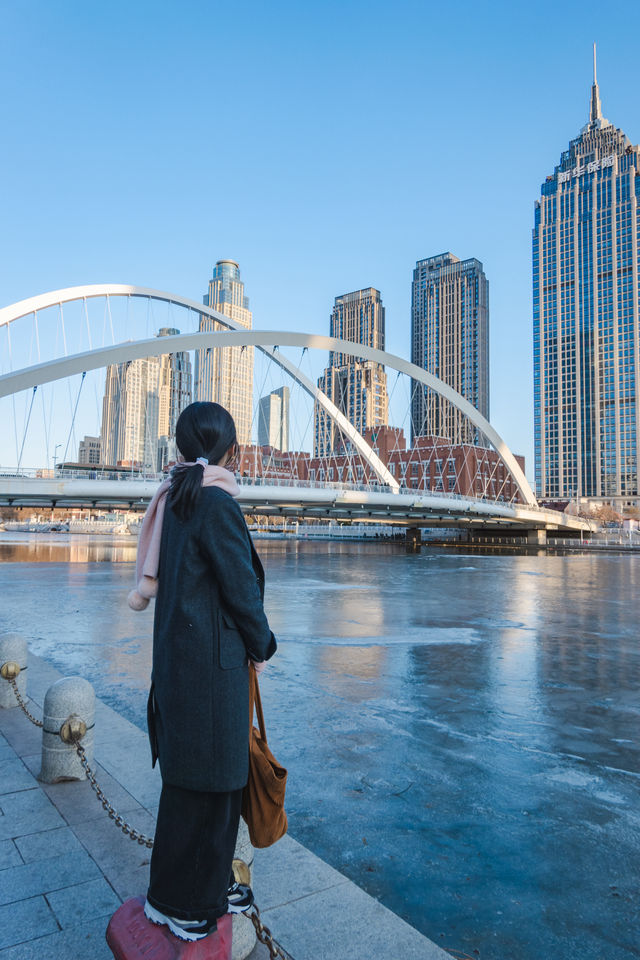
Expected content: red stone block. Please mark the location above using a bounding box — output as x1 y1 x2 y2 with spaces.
106 897 232 960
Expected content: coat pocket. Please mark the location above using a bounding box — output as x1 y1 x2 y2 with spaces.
218 610 248 670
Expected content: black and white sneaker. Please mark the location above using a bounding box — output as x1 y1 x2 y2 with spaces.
143 900 217 941
227 882 254 913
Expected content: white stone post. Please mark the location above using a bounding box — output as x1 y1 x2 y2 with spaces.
39 676 95 783
231 818 256 959
0 633 28 709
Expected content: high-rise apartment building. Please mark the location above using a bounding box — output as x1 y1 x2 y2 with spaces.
101 356 161 470
411 253 489 445
101 328 192 472
77 436 101 465
194 260 254 445
314 288 388 457
533 50 640 508
258 386 290 451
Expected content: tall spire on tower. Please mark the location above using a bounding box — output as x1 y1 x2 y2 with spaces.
590 42 603 124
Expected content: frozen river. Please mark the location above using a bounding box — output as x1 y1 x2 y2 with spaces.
0 533 639 959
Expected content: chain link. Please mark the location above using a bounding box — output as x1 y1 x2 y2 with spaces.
6 677 44 727
247 905 289 959
73 742 155 848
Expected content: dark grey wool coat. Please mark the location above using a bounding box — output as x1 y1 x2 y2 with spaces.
147 486 277 793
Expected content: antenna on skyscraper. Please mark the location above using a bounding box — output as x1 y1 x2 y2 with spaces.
590 42 602 124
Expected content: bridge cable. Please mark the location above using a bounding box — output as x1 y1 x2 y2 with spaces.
252 348 279 481
59 303 81 466
31 309 52 468
297 348 316 481
297 347 321 482
17 387 37 472
83 298 93 350
5 324 20 464
61 371 86 467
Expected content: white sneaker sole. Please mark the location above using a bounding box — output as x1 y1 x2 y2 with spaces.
227 900 252 914
143 900 212 942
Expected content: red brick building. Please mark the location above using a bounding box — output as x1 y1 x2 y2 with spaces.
236 425 526 503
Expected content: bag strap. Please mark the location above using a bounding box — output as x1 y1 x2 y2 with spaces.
249 663 267 742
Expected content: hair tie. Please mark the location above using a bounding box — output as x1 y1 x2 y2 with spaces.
196 457 208 467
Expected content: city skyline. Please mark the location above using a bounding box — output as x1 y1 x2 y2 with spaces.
1 3 638 475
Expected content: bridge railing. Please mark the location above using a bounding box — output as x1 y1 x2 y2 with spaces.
0 465 544 512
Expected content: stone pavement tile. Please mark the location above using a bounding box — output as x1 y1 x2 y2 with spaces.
0 839 21 870
94 700 143 745
0 848 101 906
95 738 162 809
0 758 38 796
0 914 113 960
262 880 453 960
0 788 64 841
0 895 58 950
0 735 15 763
47 876 121 928
73 806 155 899
246 943 274 960
103 862 151 902
253 834 348 911
14 825 84 863
21 754 144 826
0 711 42 759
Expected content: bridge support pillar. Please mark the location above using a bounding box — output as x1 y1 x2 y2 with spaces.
527 528 547 546
405 526 422 547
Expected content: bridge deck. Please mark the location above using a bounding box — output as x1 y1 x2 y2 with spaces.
0 476 590 532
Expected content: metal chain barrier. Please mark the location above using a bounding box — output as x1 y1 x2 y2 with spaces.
72 741 155 849
0 664 44 728
3 661 288 954
247 905 289 959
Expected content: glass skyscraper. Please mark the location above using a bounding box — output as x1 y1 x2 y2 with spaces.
194 260 254 445
411 253 489 445
533 51 640 508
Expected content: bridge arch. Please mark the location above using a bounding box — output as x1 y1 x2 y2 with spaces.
0 285 536 505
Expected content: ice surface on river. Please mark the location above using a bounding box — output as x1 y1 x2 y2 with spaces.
1 534 639 960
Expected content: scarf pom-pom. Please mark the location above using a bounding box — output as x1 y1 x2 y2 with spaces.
128 589 150 611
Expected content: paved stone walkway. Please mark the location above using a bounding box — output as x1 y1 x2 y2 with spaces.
0 654 452 959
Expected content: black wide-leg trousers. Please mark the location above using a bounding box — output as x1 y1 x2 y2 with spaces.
147 782 243 922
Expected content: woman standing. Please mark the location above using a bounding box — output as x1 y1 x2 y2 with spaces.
128 401 277 942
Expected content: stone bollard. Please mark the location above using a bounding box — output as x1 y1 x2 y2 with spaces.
39 676 95 783
0 633 28 709
231 818 256 959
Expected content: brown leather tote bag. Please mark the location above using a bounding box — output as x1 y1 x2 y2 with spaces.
241 663 288 848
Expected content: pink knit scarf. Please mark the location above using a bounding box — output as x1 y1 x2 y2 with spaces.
127 464 240 610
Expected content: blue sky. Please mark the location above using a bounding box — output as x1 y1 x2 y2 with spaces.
1 0 639 474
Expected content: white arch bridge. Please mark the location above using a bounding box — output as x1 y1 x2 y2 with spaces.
0 284 589 538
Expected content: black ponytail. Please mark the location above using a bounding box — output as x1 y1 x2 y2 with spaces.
169 402 237 522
